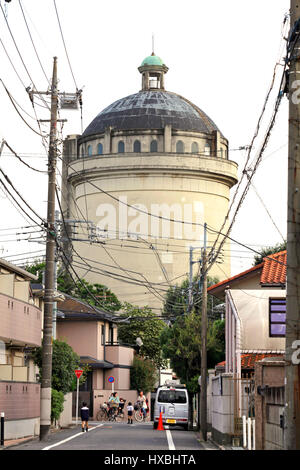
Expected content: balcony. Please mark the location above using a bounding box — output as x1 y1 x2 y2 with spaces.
0 365 29 381
105 344 134 367
0 292 42 347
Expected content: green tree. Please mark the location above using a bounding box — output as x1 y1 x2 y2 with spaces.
33 339 88 394
117 303 168 368
162 275 222 320
25 260 45 283
160 313 225 393
253 241 286 265
130 355 157 394
25 261 122 312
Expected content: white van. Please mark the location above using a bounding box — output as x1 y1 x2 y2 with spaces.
153 382 189 430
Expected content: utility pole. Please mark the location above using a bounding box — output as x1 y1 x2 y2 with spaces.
188 246 194 312
285 0 300 450
200 223 208 441
52 210 60 340
39 57 58 441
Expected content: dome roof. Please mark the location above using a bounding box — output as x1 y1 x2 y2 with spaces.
141 54 165 66
82 91 222 138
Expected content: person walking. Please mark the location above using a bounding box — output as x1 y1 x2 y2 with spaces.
127 402 134 424
137 391 148 420
80 402 89 432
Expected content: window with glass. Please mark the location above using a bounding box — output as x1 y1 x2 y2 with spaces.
101 325 105 345
108 325 114 344
157 390 187 404
87 145 92 157
150 140 158 152
97 143 103 155
269 298 286 337
118 141 125 153
176 140 184 153
191 142 199 153
134 140 141 153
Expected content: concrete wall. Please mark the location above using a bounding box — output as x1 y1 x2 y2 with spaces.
57 321 99 359
211 374 234 445
65 151 237 310
3 418 40 440
58 392 73 428
211 373 253 445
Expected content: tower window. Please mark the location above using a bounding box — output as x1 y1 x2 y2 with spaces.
176 140 184 153
87 145 92 157
150 140 158 152
97 143 103 155
134 140 141 153
118 141 125 153
191 142 199 153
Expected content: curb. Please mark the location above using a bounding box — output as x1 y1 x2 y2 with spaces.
0 436 39 450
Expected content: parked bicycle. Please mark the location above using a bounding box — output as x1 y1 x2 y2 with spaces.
96 400 126 422
96 403 109 421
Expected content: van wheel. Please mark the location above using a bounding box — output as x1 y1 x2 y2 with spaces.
153 422 158 430
183 424 188 431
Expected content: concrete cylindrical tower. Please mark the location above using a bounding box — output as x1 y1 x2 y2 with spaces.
61 54 238 310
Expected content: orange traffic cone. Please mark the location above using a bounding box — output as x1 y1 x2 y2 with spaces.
157 411 164 431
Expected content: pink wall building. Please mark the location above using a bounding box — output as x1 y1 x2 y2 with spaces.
56 295 136 418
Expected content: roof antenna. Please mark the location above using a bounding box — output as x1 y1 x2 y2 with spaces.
152 33 155 56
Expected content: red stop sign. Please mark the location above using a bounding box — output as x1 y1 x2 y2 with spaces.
75 369 83 379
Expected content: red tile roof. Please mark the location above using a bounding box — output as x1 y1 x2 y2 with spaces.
260 250 286 285
208 250 287 294
216 353 284 370
207 263 263 293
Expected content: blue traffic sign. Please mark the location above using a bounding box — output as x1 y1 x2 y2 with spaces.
108 376 114 383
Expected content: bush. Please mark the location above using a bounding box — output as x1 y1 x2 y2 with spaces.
51 389 64 423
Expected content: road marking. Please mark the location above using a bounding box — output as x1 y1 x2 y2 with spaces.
42 424 104 450
166 429 175 450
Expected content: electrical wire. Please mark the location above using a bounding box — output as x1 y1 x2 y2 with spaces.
52 0 78 91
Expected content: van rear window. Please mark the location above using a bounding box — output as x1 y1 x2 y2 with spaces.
157 390 187 404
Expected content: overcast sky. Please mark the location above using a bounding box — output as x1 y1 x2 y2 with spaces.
0 0 290 279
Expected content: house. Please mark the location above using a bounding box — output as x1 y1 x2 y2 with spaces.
56 295 138 419
0 258 43 440
207 250 286 445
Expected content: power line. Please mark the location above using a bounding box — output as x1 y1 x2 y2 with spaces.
18 0 50 85
52 0 78 91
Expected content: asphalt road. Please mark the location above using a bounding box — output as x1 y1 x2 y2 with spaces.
8 421 218 452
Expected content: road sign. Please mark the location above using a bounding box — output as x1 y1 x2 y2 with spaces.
75 369 83 379
108 376 114 383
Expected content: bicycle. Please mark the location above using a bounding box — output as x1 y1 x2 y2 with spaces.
134 403 147 422
96 404 109 422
